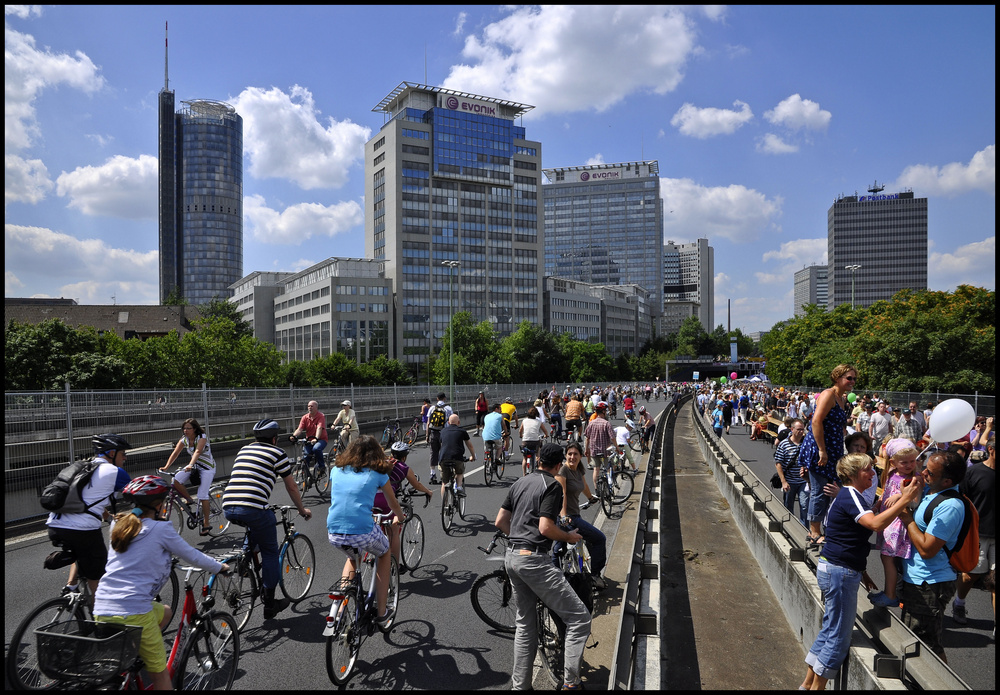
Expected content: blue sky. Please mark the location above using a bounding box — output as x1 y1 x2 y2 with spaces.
5 5 995 334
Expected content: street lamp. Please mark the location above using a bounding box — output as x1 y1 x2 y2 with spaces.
845 265 862 308
441 260 461 403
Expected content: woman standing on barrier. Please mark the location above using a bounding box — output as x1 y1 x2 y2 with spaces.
800 453 919 690
798 364 857 548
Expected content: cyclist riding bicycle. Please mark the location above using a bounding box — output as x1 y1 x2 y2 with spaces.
159 418 217 536
327 435 406 627
439 414 476 497
95 476 228 691
481 403 505 465
500 397 519 434
46 433 133 598
563 394 585 442
622 394 636 420
372 442 433 571
290 400 328 473
223 419 312 620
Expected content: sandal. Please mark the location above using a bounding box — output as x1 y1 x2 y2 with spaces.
200 526 212 536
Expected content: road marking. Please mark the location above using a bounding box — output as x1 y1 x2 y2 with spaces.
431 548 457 564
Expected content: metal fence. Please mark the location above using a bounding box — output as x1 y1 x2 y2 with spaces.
5 381 628 525
769 386 994 418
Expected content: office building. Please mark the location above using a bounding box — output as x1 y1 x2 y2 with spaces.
158 37 243 305
542 161 663 308
793 265 828 317
827 185 927 309
661 238 713 334
231 259 392 363
543 278 655 358
365 83 543 376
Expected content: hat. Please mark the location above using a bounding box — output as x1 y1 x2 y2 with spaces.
969 450 987 463
538 442 565 468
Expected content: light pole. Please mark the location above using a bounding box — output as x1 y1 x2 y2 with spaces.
846 265 862 308
441 260 461 403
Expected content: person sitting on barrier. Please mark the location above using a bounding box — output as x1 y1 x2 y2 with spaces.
800 453 920 691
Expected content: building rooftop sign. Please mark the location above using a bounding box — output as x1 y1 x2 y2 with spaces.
372 82 534 119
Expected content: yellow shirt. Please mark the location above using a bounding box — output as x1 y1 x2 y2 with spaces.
500 403 517 421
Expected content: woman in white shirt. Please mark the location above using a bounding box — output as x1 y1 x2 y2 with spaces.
518 407 549 476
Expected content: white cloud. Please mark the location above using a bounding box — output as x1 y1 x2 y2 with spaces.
5 269 25 294
661 178 782 243
231 85 370 190
453 11 467 36
443 6 713 116
929 235 995 290
5 153 52 205
55 154 157 219
670 100 753 138
244 194 363 244
756 133 799 155
764 94 832 132
892 145 995 198
585 154 605 166
761 238 827 266
4 23 105 151
5 6 43 20
4 223 157 302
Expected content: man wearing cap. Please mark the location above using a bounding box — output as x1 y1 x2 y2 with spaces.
495 443 592 690
584 403 616 492
894 406 924 441
331 399 359 448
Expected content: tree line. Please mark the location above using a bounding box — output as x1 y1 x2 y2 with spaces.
760 285 994 393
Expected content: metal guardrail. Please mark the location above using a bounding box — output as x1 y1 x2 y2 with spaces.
689 399 971 691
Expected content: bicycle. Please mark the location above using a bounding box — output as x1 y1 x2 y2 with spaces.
378 417 401 449
324 512 400 686
32 562 239 690
501 429 514 462
6 549 180 691
327 425 349 462
470 531 515 633
290 438 331 499
159 470 230 538
482 439 505 486
521 444 539 475
396 480 430 572
594 446 635 517
213 505 316 631
401 417 422 446
439 457 469 534
626 428 643 453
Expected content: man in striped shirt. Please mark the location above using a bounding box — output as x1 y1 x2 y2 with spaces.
584 402 616 492
223 419 312 619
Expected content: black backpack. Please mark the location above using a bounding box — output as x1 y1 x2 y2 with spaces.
428 405 447 430
40 460 107 519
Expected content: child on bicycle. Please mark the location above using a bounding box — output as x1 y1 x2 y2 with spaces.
372 442 433 572
94 476 229 691
327 436 406 627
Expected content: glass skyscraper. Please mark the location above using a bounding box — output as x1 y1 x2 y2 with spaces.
365 83 543 374
827 187 927 309
158 83 243 304
542 162 663 308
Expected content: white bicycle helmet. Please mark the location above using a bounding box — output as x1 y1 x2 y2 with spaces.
390 441 410 457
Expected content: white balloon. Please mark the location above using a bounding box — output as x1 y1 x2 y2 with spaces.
926 398 977 443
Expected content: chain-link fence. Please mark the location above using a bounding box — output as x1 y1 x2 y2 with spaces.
6 381 629 525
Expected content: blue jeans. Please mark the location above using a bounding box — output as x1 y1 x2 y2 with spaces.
783 481 808 527
553 515 607 577
549 414 562 438
806 560 861 679
807 470 833 524
304 439 327 469
224 506 280 591
506 548 592 689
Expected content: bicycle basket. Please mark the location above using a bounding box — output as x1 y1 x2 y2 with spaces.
35 620 142 683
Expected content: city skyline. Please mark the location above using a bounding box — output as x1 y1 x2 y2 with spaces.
5 5 995 334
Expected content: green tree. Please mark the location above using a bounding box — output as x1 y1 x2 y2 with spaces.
674 316 707 358
359 355 413 386
281 360 312 387
433 313 512 385
198 299 252 339
760 303 862 387
308 352 363 387
503 320 567 384
559 334 614 383
5 319 99 390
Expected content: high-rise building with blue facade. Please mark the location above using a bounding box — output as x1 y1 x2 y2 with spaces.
365 83 543 374
542 162 663 310
158 43 243 305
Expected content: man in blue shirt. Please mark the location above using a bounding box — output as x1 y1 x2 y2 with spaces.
896 450 967 662
482 403 505 470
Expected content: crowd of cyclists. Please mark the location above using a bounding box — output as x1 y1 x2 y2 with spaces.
26 381 672 690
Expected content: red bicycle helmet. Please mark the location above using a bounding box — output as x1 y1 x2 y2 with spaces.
122 475 171 504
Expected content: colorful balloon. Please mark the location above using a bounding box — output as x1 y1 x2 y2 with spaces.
730 372 738 380
926 399 977 443
847 393 857 403
719 376 727 384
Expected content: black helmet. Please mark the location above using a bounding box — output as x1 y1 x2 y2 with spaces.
253 418 280 434
92 433 132 454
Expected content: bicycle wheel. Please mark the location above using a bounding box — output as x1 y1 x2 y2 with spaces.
400 514 425 571
325 588 359 686
536 601 565 688
165 498 187 537
156 565 181 634
470 569 516 633
458 489 467 519
627 430 642 453
598 478 615 517
213 559 258 632
404 426 418 447
496 454 505 480
440 489 454 534
483 452 494 486
6 596 90 690
174 610 240 690
313 468 330 495
279 533 316 602
610 470 635 503
378 557 400 633
206 485 231 537
292 460 310 496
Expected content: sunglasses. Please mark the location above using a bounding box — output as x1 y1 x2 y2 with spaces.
844 376 856 381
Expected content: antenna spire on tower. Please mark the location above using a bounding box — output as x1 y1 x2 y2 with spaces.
164 21 169 91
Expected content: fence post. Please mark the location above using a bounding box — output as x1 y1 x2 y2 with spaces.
394 383 399 420
202 383 209 431
65 382 75 463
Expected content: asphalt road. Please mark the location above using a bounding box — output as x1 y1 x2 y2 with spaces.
4 416 641 691
714 416 995 691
